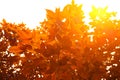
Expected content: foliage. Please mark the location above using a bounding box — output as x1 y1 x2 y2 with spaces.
0 0 120 80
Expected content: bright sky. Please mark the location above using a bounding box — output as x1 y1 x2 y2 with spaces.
0 0 120 29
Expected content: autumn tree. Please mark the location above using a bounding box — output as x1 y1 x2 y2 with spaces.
0 0 120 80
89 6 120 79
0 19 27 79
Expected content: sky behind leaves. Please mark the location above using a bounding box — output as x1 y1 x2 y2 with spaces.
0 0 120 29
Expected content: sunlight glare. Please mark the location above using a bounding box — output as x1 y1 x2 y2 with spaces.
0 0 120 29
75 0 120 24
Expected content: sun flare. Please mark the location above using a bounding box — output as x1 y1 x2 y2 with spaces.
0 0 120 29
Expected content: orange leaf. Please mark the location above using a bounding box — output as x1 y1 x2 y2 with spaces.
9 46 22 53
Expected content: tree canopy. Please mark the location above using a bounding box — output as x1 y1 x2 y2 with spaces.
0 0 120 80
